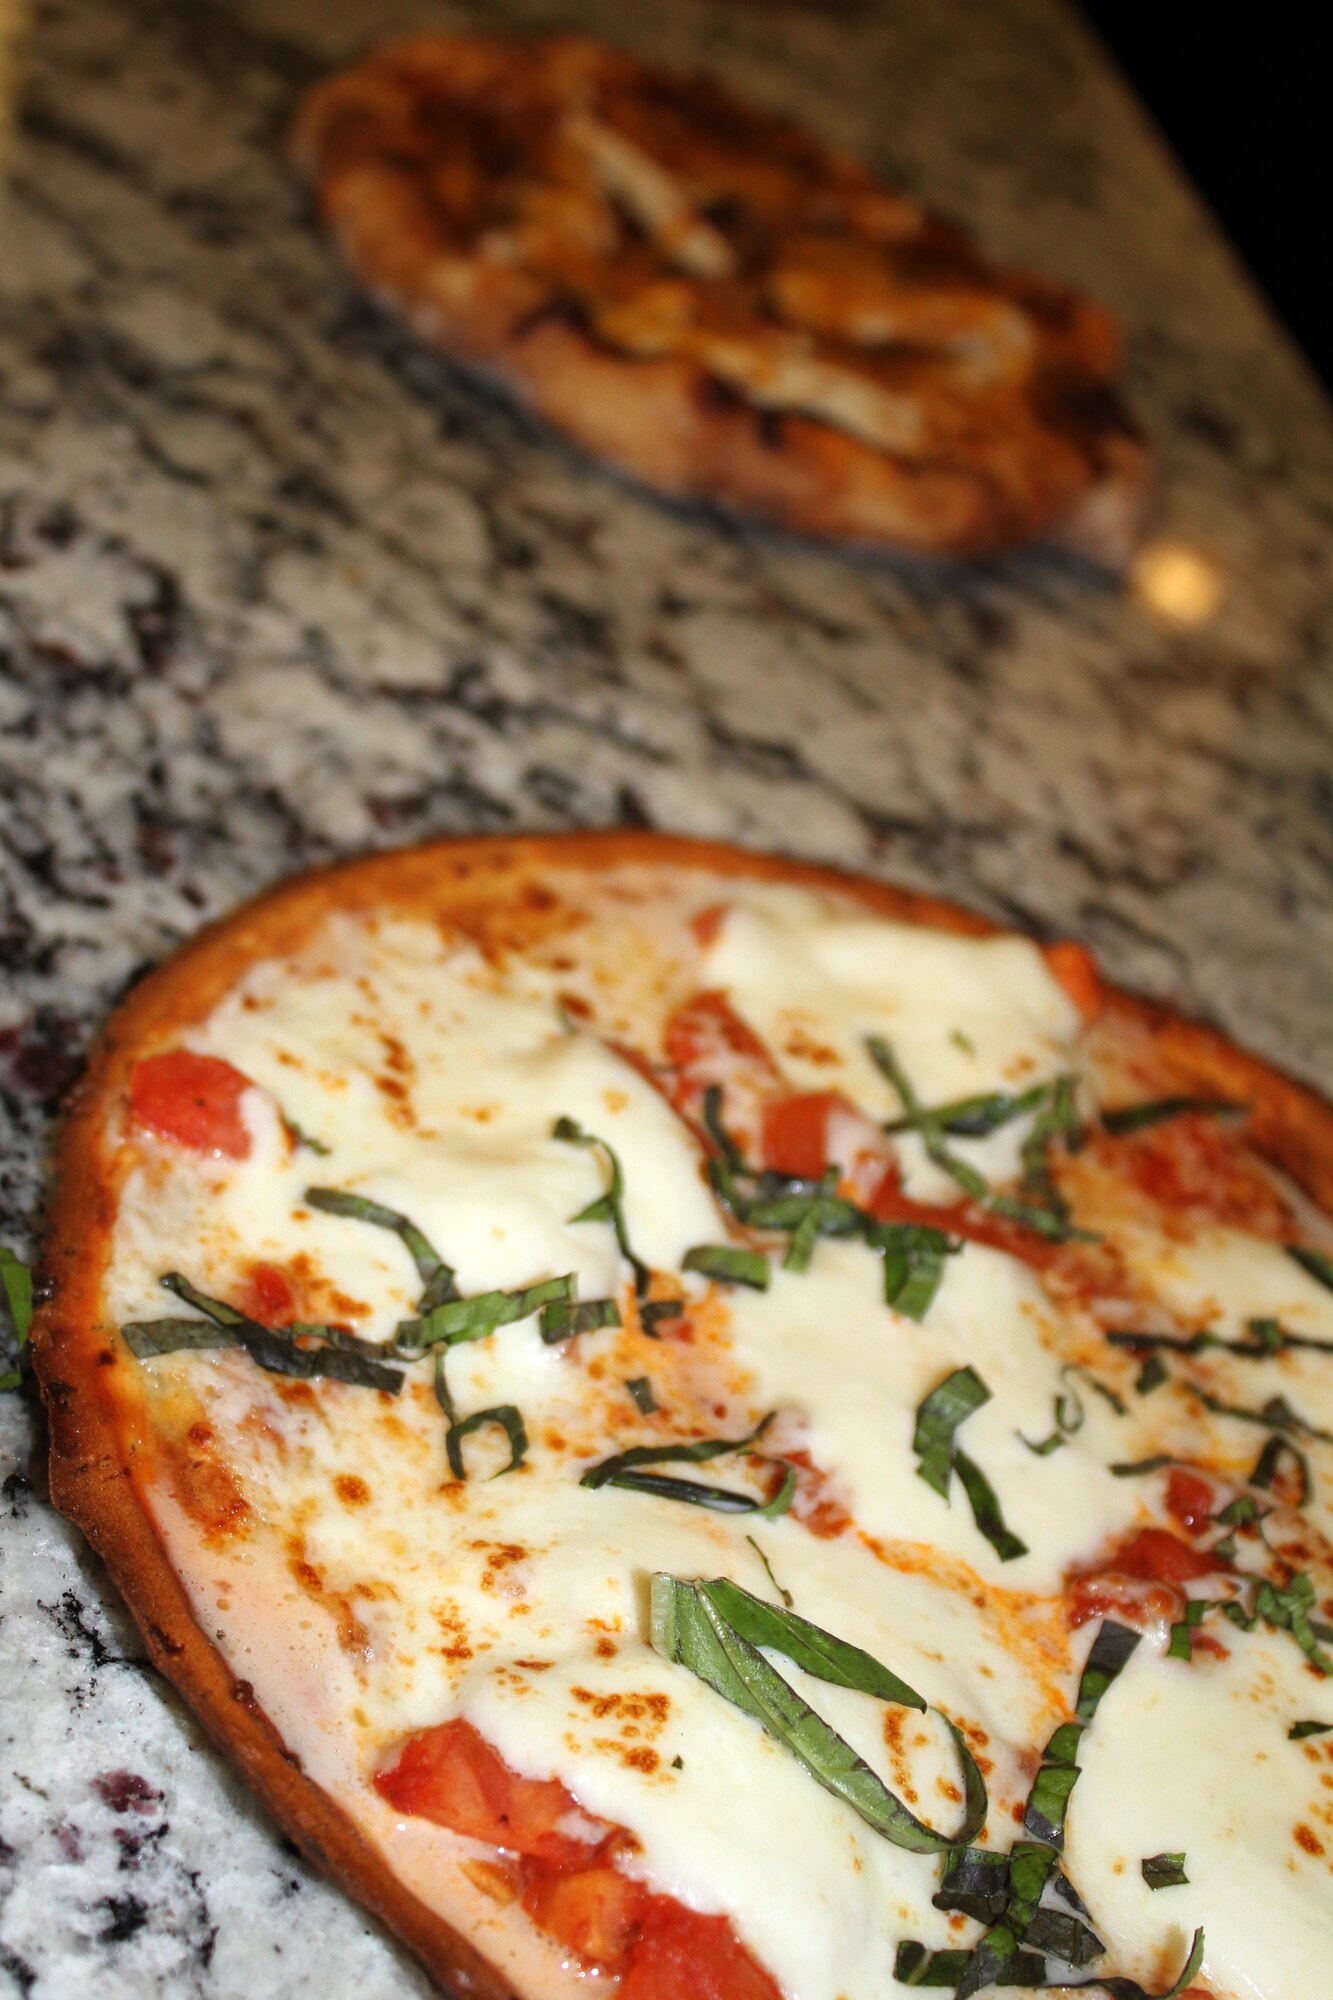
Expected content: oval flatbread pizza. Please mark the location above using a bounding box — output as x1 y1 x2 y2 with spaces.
290 36 1151 563
33 831 1333 2000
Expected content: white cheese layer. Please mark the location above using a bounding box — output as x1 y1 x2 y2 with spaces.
1067 1624 1333 2000
701 885 1082 1201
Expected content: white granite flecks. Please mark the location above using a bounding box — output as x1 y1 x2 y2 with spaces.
2 0 1332 1992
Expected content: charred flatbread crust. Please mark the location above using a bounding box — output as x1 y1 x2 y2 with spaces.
290 35 1151 563
31 829 1333 1997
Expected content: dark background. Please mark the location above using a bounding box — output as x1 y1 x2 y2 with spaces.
1079 10 1329 394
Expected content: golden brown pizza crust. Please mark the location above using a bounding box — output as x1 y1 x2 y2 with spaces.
290 35 1152 563
32 830 1333 1998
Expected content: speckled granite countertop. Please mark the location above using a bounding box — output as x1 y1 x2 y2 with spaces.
1 0 1331 1992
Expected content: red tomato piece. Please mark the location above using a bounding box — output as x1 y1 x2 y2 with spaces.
521 1863 646 1969
619 1898 783 2000
374 1719 604 1869
1043 940 1106 1025
760 1092 844 1179
690 903 730 949
1164 1468 1217 1538
1105 1527 1219 1586
130 1050 254 1159
239 1262 297 1327
664 990 778 1079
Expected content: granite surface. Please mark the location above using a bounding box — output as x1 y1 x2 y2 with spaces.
1 0 1331 1992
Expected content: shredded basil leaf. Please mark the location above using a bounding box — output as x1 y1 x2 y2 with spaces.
1023 1622 1140 1847
1289 1719 1332 1739
1107 1317 1333 1360
914 1366 1029 1563
745 1534 794 1607
1 1248 35 1391
539 1295 621 1344
1191 1385 1333 1445
682 1244 771 1290
1251 1431 1310 1506
1101 1096 1244 1135
401 1273 578 1352
867 1221 959 1320
1290 1245 1333 1294
124 1273 404 1393
640 1298 683 1337
445 1404 528 1480
866 1039 1092 1244
1135 1352 1169 1397
625 1375 658 1414
554 1115 650 1296
1141 1852 1189 1889
303 1187 454 1296
582 1415 786 1514
651 1574 985 1854
283 1117 331 1156
1110 1454 1178 1478
698 1576 928 1710
883 1082 1048 1140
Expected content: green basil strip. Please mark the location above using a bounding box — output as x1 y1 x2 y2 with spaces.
954 1449 1029 1563
144 1274 404 1393
1101 1096 1244 1135
1253 1575 1333 1675
866 1039 1091 1244
1107 1318 1333 1359
1022 1905 1105 1967
1092 1928 1206 2000
1023 1622 1139 1847
625 1375 658 1414
303 1187 454 1296
701 1084 746 1173
554 1115 651 1297
932 1845 1012 1924
867 1222 959 1321
539 1295 621 1344
406 1273 576 1351
884 1083 1048 1140
1020 1364 1107 1457
892 1940 1046 1989
121 1316 243 1359
432 1348 455 1422
598 1470 765 1513
682 1244 770 1290
1019 1076 1081 1215
582 1414 776 1491
640 1298 683 1337
914 1365 991 1498
0 1247 34 1392
1136 1353 1169 1397
650 1574 985 1854
1110 1455 1178 1478
1251 1431 1310 1506
1290 1245 1333 1294
698 1576 927 1710
1192 1386 1333 1444
745 1535 794 1608
446 1404 528 1480
1141 1852 1189 1889
1289 1719 1332 1739
283 1117 331 1156
751 1459 798 1518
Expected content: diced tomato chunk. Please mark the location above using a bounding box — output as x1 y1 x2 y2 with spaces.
1103 1527 1219 1586
1043 940 1105 1025
619 1899 784 2000
1164 1468 1217 1537
239 1262 297 1327
1067 1572 1183 1632
522 1863 646 1969
690 903 730 949
130 1050 254 1159
760 1092 845 1179
374 1719 603 1868
867 1164 1056 1269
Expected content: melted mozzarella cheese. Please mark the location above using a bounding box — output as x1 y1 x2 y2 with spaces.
702 886 1081 1201
726 1238 1142 1593
102 885 1333 2000
1068 1625 1333 2000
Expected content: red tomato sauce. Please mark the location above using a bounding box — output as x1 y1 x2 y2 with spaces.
130 1049 254 1159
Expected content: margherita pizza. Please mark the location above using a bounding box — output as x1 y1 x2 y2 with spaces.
33 832 1333 2000
290 36 1150 563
